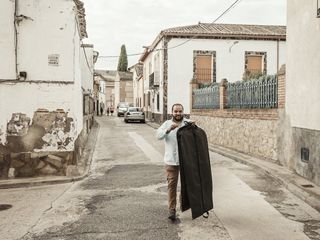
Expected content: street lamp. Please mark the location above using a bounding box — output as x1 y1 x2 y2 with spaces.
93 51 99 63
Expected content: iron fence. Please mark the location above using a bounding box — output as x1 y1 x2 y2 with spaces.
227 75 278 109
193 83 220 109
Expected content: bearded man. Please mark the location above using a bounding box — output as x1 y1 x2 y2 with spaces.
156 103 192 221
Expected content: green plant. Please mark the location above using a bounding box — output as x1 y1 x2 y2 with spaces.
242 71 265 81
117 44 128 71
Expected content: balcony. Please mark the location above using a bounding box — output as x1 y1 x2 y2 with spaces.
149 72 159 88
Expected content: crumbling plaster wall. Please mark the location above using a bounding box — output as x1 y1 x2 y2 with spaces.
0 82 84 178
0 83 83 142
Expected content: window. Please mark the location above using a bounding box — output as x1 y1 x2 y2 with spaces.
247 55 263 74
154 53 160 86
244 51 267 78
149 62 152 76
196 55 212 82
157 93 160 111
193 51 216 84
129 107 140 112
148 92 151 107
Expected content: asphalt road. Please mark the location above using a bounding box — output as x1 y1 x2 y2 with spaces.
0 116 319 240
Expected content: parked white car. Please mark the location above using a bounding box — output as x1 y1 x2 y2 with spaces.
124 107 145 123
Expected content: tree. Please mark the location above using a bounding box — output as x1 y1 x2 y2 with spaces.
117 44 128 71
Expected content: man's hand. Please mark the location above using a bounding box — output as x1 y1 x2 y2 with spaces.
170 123 179 130
166 123 179 134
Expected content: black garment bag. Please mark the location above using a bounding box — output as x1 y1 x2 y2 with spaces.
177 122 213 219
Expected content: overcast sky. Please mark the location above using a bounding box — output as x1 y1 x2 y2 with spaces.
82 0 286 70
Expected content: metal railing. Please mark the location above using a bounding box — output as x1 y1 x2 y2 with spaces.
193 83 220 109
227 75 278 109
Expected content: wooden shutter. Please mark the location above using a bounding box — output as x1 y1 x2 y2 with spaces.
196 55 212 83
247 56 262 74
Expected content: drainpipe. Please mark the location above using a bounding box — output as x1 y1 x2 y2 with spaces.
276 39 279 72
14 0 18 79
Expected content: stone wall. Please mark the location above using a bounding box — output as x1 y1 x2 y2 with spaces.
191 113 278 161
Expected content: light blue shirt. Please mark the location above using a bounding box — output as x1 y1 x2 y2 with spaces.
156 118 190 166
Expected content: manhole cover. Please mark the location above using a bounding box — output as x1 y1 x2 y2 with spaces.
0 204 12 211
301 184 314 188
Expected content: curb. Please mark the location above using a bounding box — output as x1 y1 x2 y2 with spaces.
145 120 160 129
0 121 100 189
210 144 320 212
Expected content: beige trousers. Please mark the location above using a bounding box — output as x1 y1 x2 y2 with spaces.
166 165 180 212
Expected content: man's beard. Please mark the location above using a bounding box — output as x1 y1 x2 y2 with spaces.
173 114 183 122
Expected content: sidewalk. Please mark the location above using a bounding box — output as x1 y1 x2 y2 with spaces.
210 144 320 212
0 121 100 189
146 120 320 212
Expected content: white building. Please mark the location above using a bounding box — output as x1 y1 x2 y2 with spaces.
140 23 286 123
114 71 134 109
278 0 320 185
94 70 117 113
129 63 144 108
0 0 95 178
81 43 97 130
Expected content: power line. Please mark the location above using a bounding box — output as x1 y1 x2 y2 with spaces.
166 0 242 50
98 0 242 59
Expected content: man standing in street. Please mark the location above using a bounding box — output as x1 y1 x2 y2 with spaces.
156 103 190 221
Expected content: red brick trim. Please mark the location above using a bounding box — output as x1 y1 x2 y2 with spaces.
191 108 279 120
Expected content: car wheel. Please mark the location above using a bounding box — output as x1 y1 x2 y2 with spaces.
141 120 145 123
125 119 128 123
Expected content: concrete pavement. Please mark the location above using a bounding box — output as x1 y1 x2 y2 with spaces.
1 116 320 240
1 117 319 211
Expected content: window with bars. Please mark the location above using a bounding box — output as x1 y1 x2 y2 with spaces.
244 51 267 80
195 55 212 83
246 55 263 74
193 51 216 84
